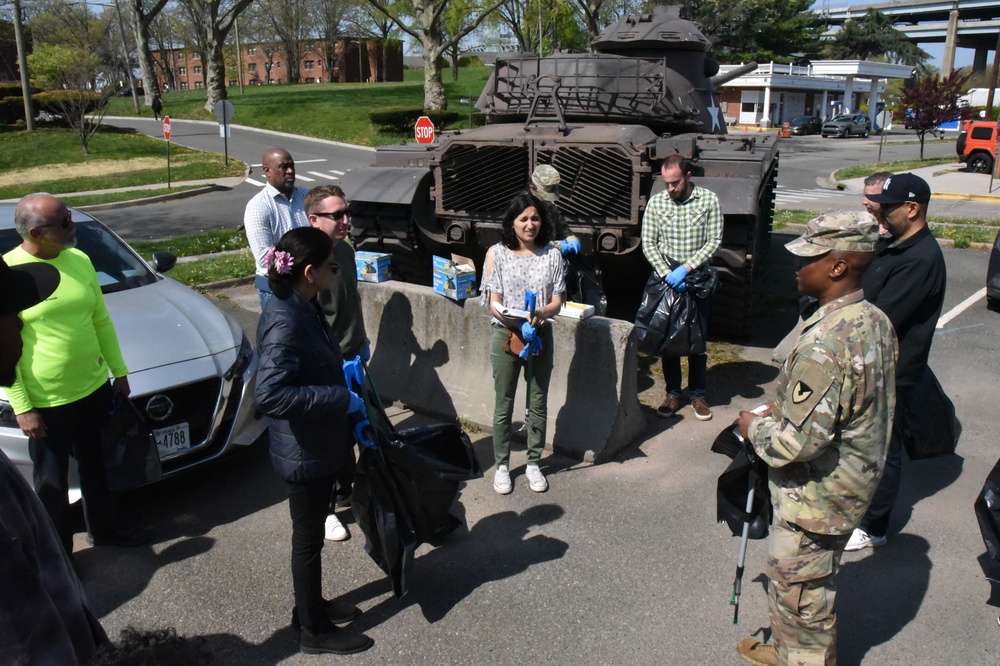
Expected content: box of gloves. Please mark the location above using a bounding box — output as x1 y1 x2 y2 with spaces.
433 255 477 300
355 251 391 283
558 301 595 319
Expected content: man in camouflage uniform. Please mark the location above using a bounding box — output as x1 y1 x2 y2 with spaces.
735 211 898 666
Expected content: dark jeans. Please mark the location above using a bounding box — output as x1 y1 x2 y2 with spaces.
662 354 707 399
330 447 356 510
287 474 337 632
860 383 915 538
29 382 116 554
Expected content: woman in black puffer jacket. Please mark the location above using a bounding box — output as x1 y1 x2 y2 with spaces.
255 227 373 656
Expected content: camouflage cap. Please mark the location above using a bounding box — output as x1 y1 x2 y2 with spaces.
784 210 880 257
531 165 561 202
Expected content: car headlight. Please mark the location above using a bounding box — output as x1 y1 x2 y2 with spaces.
225 334 253 381
0 400 18 428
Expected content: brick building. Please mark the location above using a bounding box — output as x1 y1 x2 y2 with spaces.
151 38 402 91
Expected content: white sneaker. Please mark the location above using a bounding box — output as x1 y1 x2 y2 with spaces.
525 464 548 493
324 513 349 542
845 527 886 552
493 465 512 494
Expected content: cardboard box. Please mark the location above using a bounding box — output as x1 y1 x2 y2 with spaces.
433 255 477 300
354 251 391 283
558 301 596 319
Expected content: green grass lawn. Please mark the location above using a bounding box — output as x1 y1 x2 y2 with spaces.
105 67 493 147
777 209 998 247
834 157 957 180
129 228 249 258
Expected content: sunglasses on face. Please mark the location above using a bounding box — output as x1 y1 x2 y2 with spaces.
35 218 73 230
313 210 349 221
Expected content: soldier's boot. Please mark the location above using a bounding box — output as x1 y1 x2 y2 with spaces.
737 638 777 666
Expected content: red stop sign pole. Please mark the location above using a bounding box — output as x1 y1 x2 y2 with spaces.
415 115 435 144
163 116 171 188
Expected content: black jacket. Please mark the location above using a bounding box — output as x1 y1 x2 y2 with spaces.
255 290 353 482
862 225 946 388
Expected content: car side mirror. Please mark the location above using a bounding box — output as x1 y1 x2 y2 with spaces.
151 251 177 273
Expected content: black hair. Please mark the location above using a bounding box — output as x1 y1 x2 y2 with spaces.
267 226 333 300
499 191 550 250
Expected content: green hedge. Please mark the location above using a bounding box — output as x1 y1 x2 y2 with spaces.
33 90 106 115
369 106 460 133
458 55 484 68
0 82 40 98
0 96 26 125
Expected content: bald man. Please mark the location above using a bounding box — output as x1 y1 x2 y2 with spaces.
244 148 309 309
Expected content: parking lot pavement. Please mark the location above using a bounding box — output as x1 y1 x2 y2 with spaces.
76 239 1000 665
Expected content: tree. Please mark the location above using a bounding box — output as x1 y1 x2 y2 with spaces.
28 44 112 154
902 69 971 159
366 0 508 110
175 0 256 111
121 0 170 105
826 9 928 65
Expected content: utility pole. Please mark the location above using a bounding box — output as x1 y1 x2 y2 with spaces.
12 0 35 131
112 0 141 113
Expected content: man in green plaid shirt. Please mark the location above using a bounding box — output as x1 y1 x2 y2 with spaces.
641 154 723 421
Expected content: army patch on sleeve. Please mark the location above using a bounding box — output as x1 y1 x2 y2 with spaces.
791 381 813 404
783 354 837 427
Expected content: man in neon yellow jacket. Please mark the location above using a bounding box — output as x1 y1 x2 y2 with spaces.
5 193 143 554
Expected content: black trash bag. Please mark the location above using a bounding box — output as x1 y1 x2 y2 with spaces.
633 270 711 358
563 253 607 317
712 423 772 540
101 393 162 492
351 366 482 599
975 455 1000 582
901 368 961 460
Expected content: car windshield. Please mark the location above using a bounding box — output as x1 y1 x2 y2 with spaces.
0 220 157 294
832 115 853 122
791 116 812 124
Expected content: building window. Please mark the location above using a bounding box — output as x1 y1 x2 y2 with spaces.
195 81 203 89
248 63 257 72
192 52 200 59
179 66 187 75
177 52 185 60
193 66 201 74
180 82 188 90
305 60 315 70
248 47 256 55
305 77 315 83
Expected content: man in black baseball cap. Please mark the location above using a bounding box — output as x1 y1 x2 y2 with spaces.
0 257 60 386
845 171 948 553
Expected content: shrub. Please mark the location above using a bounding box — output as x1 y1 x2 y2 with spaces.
33 90 106 115
0 97 26 125
458 55 484 68
423 109 459 130
369 106 424 133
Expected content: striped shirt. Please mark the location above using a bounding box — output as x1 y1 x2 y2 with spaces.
243 183 309 276
641 184 723 278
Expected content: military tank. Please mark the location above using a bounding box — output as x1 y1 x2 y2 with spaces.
341 5 779 337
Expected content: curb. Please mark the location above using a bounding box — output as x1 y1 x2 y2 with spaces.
198 274 255 291
80 185 219 211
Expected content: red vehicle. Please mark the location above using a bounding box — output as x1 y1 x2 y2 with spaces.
956 120 998 174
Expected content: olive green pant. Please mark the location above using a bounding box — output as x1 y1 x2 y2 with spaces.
766 518 850 666
490 325 553 468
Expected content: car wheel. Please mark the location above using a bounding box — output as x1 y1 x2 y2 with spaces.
969 153 994 174
840 128 849 139
862 127 869 138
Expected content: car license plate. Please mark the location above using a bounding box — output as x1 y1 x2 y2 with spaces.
153 422 191 458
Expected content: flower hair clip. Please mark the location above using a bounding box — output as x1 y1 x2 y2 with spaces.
264 246 294 275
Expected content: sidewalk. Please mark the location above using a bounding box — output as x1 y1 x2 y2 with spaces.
835 162 1000 202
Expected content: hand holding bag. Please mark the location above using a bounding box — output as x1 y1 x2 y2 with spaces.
102 393 162 491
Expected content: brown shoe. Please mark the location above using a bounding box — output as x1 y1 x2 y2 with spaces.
691 397 713 421
737 638 777 666
656 394 682 418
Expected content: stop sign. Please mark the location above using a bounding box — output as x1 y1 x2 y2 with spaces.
163 116 171 141
414 115 435 144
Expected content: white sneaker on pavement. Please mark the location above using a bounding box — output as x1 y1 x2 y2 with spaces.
493 465 512 495
324 513 349 541
845 527 886 552
525 464 548 493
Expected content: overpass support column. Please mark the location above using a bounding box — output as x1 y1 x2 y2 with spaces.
942 9 959 75
761 85 772 128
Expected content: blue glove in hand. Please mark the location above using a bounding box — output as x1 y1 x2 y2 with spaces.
343 356 364 392
360 344 371 362
354 419 376 449
665 264 690 291
347 390 365 416
560 238 581 256
520 321 536 342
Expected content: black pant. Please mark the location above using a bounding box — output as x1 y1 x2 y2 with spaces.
331 446 356 509
860 383 915 537
287 474 337 632
29 382 116 554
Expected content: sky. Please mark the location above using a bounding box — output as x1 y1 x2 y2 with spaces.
815 1 978 70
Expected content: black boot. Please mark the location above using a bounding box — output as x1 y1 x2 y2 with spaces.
300 623 373 655
291 599 361 631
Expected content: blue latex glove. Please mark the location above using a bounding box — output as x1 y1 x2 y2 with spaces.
518 335 543 360
343 356 364 392
520 321 536 342
354 419 376 449
347 390 365 416
665 264 690 291
560 238 581 256
360 344 371 362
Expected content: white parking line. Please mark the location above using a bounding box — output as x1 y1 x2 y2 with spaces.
936 287 986 329
330 170 345 175
250 159 328 167
308 171 339 180
245 177 265 187
296 174 315 182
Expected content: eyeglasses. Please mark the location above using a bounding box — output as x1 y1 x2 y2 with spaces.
34 218 72 230
313 209 349 221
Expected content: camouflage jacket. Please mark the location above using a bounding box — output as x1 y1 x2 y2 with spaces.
749 290 897 534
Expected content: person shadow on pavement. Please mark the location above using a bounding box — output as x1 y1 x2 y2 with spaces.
344 504 568 625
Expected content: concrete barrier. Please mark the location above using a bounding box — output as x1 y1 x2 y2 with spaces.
359 281 646 463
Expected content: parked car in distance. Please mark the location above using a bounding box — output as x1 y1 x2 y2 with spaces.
821 114 871 138
957 120 997 174
0 205 266 500
789 115 822 135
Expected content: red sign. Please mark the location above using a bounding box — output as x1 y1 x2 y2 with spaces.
414 115 435 144
163 117 171 141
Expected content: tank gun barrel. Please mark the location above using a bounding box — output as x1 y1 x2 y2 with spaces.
709 62 758 89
